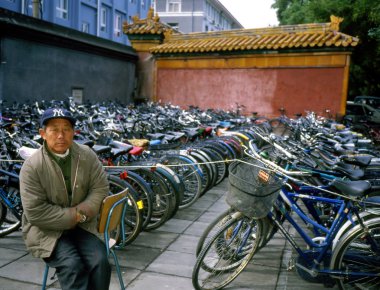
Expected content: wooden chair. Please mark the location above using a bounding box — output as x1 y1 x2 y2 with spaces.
42 188 129 289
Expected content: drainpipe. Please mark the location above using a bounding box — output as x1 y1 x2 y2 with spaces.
32 0 40 19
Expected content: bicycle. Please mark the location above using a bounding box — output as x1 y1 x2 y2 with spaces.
192 139 380 290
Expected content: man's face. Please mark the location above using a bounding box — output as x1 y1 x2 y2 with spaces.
40 118 74 154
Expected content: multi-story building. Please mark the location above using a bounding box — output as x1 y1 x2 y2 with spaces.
152 0 242 33
0 0 152 45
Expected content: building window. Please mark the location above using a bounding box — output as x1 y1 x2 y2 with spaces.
56 0 68 19
168 22 179 30
82 22 89 33
167 0 180 12
114 14 122 36
100 7 107 31
72 88 84 105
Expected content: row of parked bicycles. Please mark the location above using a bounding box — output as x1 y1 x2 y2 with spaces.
192 112 380 289
1 99 380 289
0 99 261 246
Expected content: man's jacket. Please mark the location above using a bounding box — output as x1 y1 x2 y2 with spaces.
20 142 109 258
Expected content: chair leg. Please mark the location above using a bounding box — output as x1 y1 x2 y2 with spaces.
110 249 125 289
41 264 49 290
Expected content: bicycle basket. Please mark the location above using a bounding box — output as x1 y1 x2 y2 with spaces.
226 158 282 218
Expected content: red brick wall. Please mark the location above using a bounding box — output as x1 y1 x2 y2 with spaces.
156 67 344 118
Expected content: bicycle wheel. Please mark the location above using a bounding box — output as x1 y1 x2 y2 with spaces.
187 150 213 195
154 165 183 218
195 148 218 189
107 175 143 245
192 215 262 290
197 147 224 185
196 208 236 256
200 147 227 185
330 217 380 290
160 154 203 209
0 185 21 238
132 167 176 230
106 168 154 230
0 202 7 228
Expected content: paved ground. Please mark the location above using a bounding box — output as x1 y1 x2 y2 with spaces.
0 179 335 290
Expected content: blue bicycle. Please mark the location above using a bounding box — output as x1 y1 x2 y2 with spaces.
192 139 380 290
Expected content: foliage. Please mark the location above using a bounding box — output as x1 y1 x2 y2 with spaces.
272 0 380 98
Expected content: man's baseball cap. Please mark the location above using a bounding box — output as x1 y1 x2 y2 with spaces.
40 108 76 127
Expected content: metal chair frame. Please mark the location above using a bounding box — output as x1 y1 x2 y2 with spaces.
42 189 128 289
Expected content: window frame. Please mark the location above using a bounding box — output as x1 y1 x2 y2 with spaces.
56 0 68 19
100 7 107 31
167 0 181 12
114 14 122 36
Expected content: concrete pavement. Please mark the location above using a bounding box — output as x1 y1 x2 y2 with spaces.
0 179 334 290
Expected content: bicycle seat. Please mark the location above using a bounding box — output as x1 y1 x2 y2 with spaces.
332 165 364 181
92 145 112 154
128 146 144 156
75 139 95 148
111 148 130 158
108 140 133 151
147 133 166 140
341 155 372 167
330 179 371 198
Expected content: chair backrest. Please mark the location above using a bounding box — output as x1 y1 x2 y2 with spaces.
97 188 128 234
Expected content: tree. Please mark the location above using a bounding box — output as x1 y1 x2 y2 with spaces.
272 0 380 98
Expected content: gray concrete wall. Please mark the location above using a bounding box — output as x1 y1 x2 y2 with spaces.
0 8 138 105
1 37 136 104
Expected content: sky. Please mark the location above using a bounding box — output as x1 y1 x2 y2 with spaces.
218 0 279 29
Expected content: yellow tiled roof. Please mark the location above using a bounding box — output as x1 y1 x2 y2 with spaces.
148 16 358 54
123 7 178 36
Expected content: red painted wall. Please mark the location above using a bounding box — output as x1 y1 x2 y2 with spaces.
156 67 344 118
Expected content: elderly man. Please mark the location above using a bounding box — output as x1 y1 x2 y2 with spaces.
20 108 111 290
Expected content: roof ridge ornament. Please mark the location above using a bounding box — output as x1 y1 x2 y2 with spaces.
329 15 344 32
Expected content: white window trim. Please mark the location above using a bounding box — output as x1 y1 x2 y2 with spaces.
100 7 107 28
114 14 122 36
56 0 68 19
167 0 181 12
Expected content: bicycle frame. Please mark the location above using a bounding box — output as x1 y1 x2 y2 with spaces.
0 168 22 221
246 139 380 281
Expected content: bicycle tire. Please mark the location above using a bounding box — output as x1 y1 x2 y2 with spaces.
204 141 233 161
196 208 235 256
195 148 218 189
0 202 7 228
187 150 213 195
107 175 143 245
200 147 227 184
156 163 185 205
154 166 183 218
330 216 380 289
192 214 262 290
0 184 21 237
107 168 153 230
0 219 21 237
131 168 175 231
160 154 203 209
